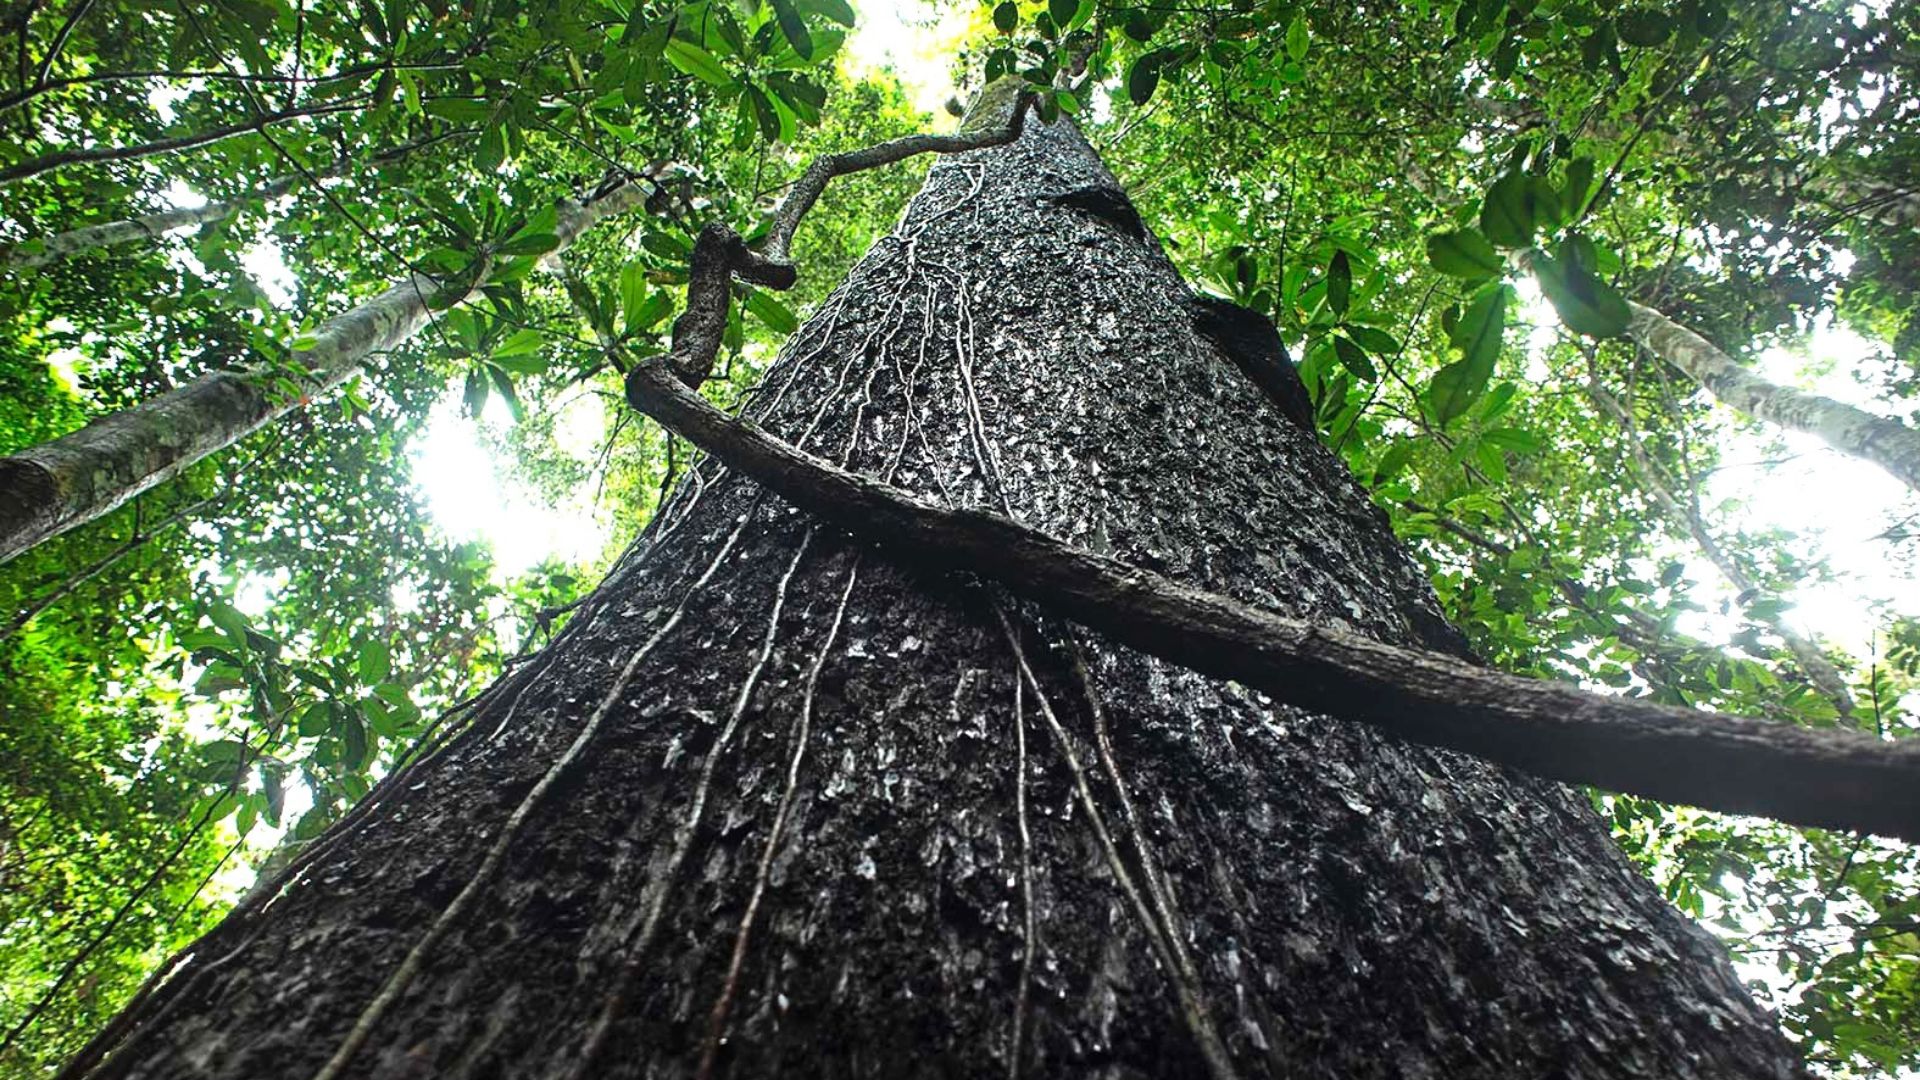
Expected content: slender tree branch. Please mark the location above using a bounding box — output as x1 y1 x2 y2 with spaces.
759 80 1036 265
0 129 466 270
0 95 371 186
0 61 462 115
1586 380 1856 716
29 0 90 87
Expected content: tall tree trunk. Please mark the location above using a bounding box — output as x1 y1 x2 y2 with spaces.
67 114 1803 1080
1626 300 1920 494
0 176 647 566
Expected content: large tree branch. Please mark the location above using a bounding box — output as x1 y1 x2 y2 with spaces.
625 359 1920 842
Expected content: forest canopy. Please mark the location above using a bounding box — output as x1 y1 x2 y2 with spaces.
0 0 1915 1075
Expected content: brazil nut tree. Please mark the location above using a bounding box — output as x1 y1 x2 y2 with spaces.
52 90 1824 1080
4 0 1918 1076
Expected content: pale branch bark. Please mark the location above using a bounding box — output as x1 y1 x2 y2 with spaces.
625 359 1920 842
1625 300 1920 494
1586 382 1856 715
0 131 462 270
1 189 280 269
0 175 655 565
0 95 370 186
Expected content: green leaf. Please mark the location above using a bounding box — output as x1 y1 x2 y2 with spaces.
1450 283 1509 367
1693 0 1729 37
338 706 369 770
800 0 856 28
1428 361 1487 425
1331 333 1376 380
1123 8 1159 41
1049 0 1077 30
1531 247 1631 337
1526 173 1562 231
1286 14 1309 61
1427 229 1504 277
1616 8 1673 46
1326 251 1351 318
358 640 391 684
422 98 490 123
744 82 781 141
494 327 545 358
630 289 675 331
993 1 1017 33
207 601 250 643
1127 54 1163 106
487 365 525 422
463 367 489 417
297 701 332 737
1346 325 1400 355
493 354 547 376
474 125 506 173
1373 441 1417 483
1482 427 1541 454
495 232 559 258
1480 171 1535 248
666 39 733 87
767 73 825 123
746 289 799 334
1562 156 1597 221
621 260 651 334
1478 380 1518 420
770 0 814 60
1431 284 1508 423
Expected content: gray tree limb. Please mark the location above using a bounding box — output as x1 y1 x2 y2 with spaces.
0 174 653 565
1626 300 1920 494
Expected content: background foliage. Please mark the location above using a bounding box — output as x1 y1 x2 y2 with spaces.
0 0 1914 1075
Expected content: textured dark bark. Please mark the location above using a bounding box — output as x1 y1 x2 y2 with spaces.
623 359 1920 841
72 115 1806 1080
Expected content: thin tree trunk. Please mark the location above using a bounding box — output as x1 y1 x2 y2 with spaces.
1626 300 1920 494
1585 383 1856 716
65 110 1804 1080
0 176 649 565
0 190 276 270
